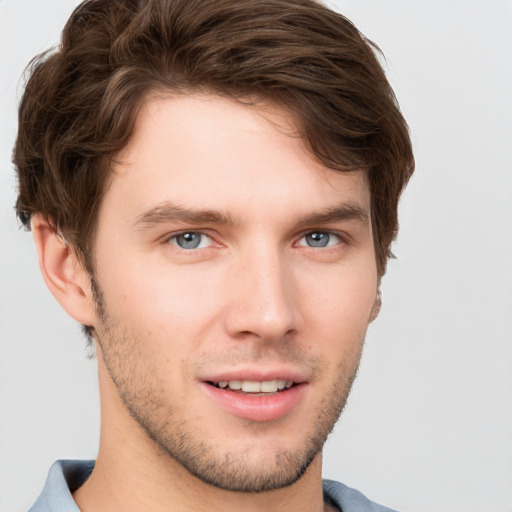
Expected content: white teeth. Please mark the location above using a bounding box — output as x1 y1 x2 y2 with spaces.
260 380 278 392
241 381 261 392
216 379 294 392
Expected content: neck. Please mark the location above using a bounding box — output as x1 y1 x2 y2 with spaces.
74 444 328 512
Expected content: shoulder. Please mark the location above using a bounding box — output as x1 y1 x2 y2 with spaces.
323 479 401 512
29 460 94 512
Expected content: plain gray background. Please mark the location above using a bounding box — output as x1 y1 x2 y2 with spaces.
1 1 511 511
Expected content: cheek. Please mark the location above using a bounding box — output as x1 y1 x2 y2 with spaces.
96 254 225 343
94 240 377 352
298 260 377 327
295 264 376 367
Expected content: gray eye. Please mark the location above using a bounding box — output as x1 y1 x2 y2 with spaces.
305 232 330 247
174 232 203 249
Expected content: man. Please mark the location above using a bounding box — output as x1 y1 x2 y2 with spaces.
14 0 414 511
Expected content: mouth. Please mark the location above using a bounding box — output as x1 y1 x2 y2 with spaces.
207 379 296 394
201 376 307 421
200 368 308 421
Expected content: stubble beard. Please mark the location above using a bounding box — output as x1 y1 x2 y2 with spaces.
91 279 364 493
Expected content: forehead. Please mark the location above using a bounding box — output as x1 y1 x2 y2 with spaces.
103 93 370 221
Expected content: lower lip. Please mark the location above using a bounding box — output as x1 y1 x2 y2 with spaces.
201 382 307 422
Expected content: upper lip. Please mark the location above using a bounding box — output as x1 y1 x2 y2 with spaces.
199 367 308 384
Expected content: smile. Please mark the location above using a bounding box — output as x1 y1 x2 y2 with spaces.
210 379 294 393
202 378 306 422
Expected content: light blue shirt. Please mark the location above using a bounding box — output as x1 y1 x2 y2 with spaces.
29 460 399 512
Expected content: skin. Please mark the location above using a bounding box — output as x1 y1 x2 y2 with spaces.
33 94 379 512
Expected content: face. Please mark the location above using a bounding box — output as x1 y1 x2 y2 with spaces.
90 94 378 492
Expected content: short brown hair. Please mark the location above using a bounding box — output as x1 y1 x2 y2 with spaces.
14 0 414 276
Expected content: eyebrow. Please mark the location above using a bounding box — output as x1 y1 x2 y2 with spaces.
133 200 370 229
295 202 370 228
134 202 235 228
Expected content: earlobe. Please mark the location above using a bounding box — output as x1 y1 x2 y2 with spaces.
369 289 382 323
31 215 96 327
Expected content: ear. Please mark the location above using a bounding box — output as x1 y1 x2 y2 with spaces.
31 215 96 327
369 289 382 323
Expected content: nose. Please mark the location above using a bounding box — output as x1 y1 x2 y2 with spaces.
224 245 302 343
